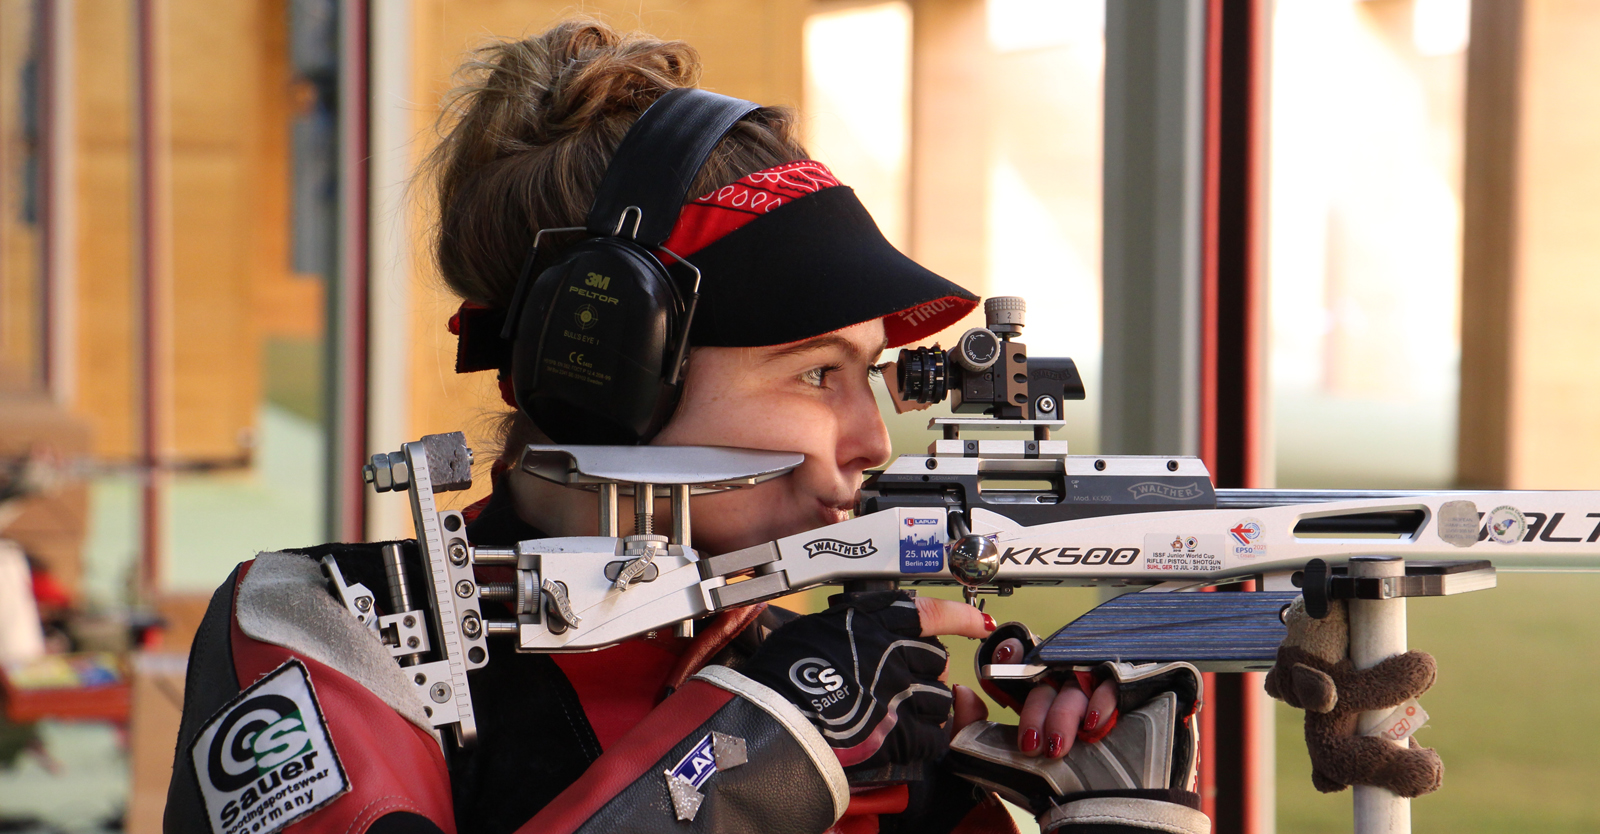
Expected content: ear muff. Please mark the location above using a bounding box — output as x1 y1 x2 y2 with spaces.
502 88 759 445
511 237 685 445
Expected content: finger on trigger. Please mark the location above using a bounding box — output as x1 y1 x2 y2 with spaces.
915 596 992 640
1042 685 1089 758
1017 682 1057 757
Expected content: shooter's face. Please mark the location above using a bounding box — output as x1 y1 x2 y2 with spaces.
651 318 893 555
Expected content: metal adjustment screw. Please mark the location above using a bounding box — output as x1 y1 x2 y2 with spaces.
449 541 468 566
1095 459 1106 471
354 596 372 612
925 458 938 470
361 464 376 484
461 614 482 639
407 636 421 648
430 682 452 703
1036 395 1057 414
403 614 416 628
1167 460 1179 471
455 580 475 598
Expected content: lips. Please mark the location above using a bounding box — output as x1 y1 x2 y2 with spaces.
816 495 857 526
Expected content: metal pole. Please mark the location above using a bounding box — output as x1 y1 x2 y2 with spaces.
1348 556 1410 834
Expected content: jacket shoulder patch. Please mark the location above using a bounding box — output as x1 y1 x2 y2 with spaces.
189 658 349 834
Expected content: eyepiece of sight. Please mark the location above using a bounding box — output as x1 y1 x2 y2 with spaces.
897 346 948 403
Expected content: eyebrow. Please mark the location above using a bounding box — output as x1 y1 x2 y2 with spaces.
763 333 890 363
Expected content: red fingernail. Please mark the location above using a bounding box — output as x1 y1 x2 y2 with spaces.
982 613 997 632
993 645 1014 663
1046 733 1064 757
1021 729 1040 753
1084 710 1100 731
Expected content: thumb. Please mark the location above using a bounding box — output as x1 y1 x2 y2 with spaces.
949 684 990 738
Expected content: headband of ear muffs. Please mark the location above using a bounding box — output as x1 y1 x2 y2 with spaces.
499 88 759 446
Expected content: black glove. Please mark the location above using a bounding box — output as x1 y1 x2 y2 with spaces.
740 590 952 775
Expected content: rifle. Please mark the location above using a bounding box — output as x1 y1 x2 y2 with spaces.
334 296 1599 832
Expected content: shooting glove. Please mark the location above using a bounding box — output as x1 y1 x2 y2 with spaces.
947 660 1208 834
1264 596 1443 797
739 590 952 775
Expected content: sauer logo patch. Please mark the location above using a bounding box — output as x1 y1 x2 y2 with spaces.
190 659 348 834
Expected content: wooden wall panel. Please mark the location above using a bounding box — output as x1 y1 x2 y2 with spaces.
163 0 279 462
73 0 139 459
1461 0 1600 490
1508 0 1600 489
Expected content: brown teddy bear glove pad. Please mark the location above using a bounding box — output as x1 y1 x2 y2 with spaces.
1264 597 1444 798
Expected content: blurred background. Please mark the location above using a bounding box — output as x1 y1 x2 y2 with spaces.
0 0 1595 832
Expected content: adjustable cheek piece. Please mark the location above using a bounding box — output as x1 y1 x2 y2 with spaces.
497 88 761 446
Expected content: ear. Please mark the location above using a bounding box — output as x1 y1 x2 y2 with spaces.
1291 663 1339 714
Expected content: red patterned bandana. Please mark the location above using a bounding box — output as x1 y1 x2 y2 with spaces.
661 160 843 258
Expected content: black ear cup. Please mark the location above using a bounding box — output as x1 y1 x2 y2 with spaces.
512 238 685 445
502 88 759 446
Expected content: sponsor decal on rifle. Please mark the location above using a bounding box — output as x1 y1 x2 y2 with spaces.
997 546 1141 566
1229 519 1266 558
1473 509 1600 543
189 659 347 834
1142 534 1224 572
1484 506 1526 545
1435 500 1479 547
1127 481 1206 501
804 538 878 559
899 510 945 573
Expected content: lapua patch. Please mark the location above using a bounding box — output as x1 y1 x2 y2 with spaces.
190 659 348 834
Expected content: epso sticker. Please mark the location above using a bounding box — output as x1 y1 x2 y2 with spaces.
899 510 945 573
190 659 348 834
1142 534 1226 572
1484 505 1527 545
1228 518 1266 558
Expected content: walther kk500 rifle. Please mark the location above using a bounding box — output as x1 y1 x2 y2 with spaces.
333 297 1599 832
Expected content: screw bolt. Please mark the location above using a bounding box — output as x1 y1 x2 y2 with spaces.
354 596 372 612
1167 460 1179 471
413 673 426 685
455 580 475 598
407 636 420 648
461 614 482 639
449 542 468 566
403 614 416 628
430 682 451 703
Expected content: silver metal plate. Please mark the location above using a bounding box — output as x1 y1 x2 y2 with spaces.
519 445 803 490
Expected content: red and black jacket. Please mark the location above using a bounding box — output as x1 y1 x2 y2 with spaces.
162 484 1015 834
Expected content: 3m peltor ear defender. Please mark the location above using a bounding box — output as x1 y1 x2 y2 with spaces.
499 88 759 445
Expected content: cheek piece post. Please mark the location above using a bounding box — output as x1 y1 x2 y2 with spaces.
448 89 977 445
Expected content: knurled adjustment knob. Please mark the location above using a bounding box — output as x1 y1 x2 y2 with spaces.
953 328 1001 372
984 296 1026 334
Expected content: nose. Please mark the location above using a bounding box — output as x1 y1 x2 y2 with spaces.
837 376 892 474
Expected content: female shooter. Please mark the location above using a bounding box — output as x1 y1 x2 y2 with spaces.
164 20 1212 834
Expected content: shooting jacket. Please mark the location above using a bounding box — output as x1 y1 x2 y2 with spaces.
163 481 1015 834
